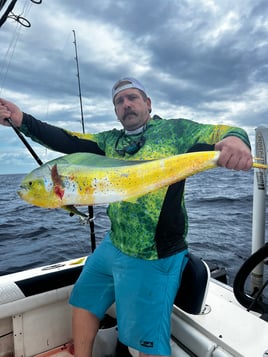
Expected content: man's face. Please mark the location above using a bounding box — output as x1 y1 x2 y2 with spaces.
114 88 151 131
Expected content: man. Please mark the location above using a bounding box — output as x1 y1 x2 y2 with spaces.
0 77 252 357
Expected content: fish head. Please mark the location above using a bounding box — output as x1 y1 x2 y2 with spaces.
17 164 61 208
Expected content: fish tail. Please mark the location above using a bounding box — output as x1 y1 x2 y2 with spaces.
253 162 268 169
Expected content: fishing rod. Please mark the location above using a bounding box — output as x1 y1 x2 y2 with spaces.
72 30 85 135
5 117 43 164
73 29 96 252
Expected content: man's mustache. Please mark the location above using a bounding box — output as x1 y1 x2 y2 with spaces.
123 111 137 120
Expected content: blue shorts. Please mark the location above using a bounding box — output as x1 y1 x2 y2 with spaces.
69 233 188 355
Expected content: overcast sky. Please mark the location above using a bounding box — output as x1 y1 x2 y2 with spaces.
0 0 267 174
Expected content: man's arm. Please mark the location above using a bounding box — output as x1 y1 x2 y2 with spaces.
20 113 104 155
184 119 253 171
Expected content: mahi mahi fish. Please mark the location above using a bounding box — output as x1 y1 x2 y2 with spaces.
18 151 268 209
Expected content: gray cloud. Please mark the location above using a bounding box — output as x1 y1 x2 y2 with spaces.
0 0 268 173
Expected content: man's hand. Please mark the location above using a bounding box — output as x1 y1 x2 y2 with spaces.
0 98 23 127
215 136 253 171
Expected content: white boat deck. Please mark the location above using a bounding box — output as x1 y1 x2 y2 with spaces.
1 254 268 357
172 279 268 357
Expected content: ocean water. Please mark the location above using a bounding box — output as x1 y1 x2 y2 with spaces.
0 168 267 286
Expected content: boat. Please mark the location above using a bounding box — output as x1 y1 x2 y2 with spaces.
0 126 267 357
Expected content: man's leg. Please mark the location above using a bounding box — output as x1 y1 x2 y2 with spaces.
115 249 188 356
70 235 117 356
72 307 100 357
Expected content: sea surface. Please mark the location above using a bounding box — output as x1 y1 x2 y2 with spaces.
0 169 267 286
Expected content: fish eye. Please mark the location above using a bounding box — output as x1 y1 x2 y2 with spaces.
29 181 32 186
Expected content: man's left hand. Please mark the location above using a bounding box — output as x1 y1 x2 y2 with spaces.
215 136 253 171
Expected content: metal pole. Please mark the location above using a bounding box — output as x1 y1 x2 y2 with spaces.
251 126 267 292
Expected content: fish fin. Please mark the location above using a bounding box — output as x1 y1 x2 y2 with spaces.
51 164 65 200
63 205 88 218
51 164 64 186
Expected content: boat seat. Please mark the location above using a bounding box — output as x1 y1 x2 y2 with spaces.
174 253 210 314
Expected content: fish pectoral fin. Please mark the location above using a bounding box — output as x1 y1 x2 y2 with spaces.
50 164 65 187
63 205 88 218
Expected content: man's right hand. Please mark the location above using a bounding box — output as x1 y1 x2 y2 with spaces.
0 98 23 127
